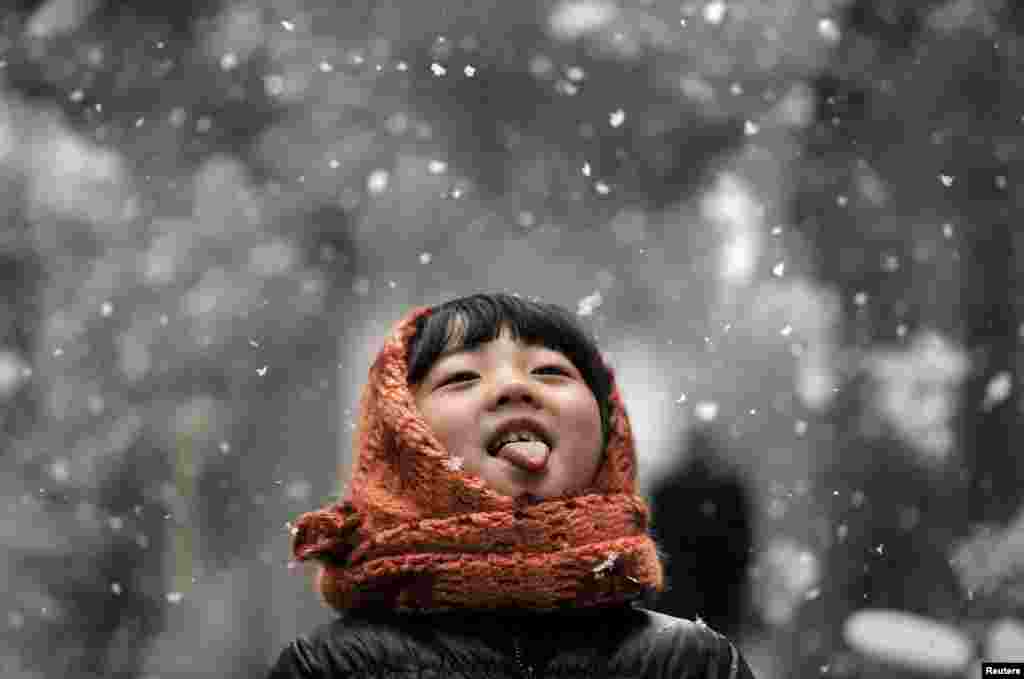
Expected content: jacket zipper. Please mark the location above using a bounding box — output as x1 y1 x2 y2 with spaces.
513 635 536 679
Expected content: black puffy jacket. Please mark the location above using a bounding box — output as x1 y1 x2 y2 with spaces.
267 604 755 678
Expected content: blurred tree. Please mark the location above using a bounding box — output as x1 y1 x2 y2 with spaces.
2 2 361 676
780 0 1023 674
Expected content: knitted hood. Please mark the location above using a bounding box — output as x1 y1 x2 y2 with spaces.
290 305 664 612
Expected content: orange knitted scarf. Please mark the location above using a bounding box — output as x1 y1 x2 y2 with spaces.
290 305 664 612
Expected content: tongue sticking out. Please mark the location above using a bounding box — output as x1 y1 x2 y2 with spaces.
496 440 550 472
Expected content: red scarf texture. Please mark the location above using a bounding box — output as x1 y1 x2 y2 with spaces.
290 305 664 612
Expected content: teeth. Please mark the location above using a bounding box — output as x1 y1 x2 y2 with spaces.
490 430 544 453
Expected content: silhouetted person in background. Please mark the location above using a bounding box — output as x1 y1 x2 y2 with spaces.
649 426 754 639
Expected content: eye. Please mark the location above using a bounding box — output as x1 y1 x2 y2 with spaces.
438 371 478 387
533 365 570 376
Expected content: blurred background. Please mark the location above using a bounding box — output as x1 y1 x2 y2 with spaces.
0 0 1021 677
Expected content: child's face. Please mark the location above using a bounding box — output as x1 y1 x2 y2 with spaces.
412 326 604 499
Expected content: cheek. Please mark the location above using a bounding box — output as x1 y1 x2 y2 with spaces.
568 391 604 455
419 400 473 451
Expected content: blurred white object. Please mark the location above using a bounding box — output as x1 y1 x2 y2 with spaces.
701 173 763 287
0 349 30 399
865 330 969 463
752 537 820 625
843 609 973 674
367 169 390 194
694 401 719 423
817 17 842 43
703 1 727 25
748 279 843 411
25 0 100 38
27 126 130 226
951 506 1024 597
987 618 1024 662
548 0 618 41
601 339 691 492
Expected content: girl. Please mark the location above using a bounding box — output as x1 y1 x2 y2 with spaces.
269 293 755 678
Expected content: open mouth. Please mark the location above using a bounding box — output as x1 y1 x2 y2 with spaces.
485 420 554 456
484 419 555 472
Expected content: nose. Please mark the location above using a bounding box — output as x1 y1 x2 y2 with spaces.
489 372 539 410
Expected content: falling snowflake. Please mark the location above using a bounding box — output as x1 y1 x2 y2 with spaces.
743 120 759 136
703 0 726 25
517 211 536 228
772 261 785 277
556 80 579 96
443 456 464 471
367 169 390 194
939 174 955 187
280 20 295 31
982 371 1013 411
50 459 69 483
463 65 476 77
817 18 841 43
582 162 592 177
695 401 719 422
609 109 626 128
419 252 433 265
166 591 184 604
576 290 603 316
430 62 447 76
593 552 619 578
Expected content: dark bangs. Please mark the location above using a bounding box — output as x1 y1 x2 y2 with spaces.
406 293 613 443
